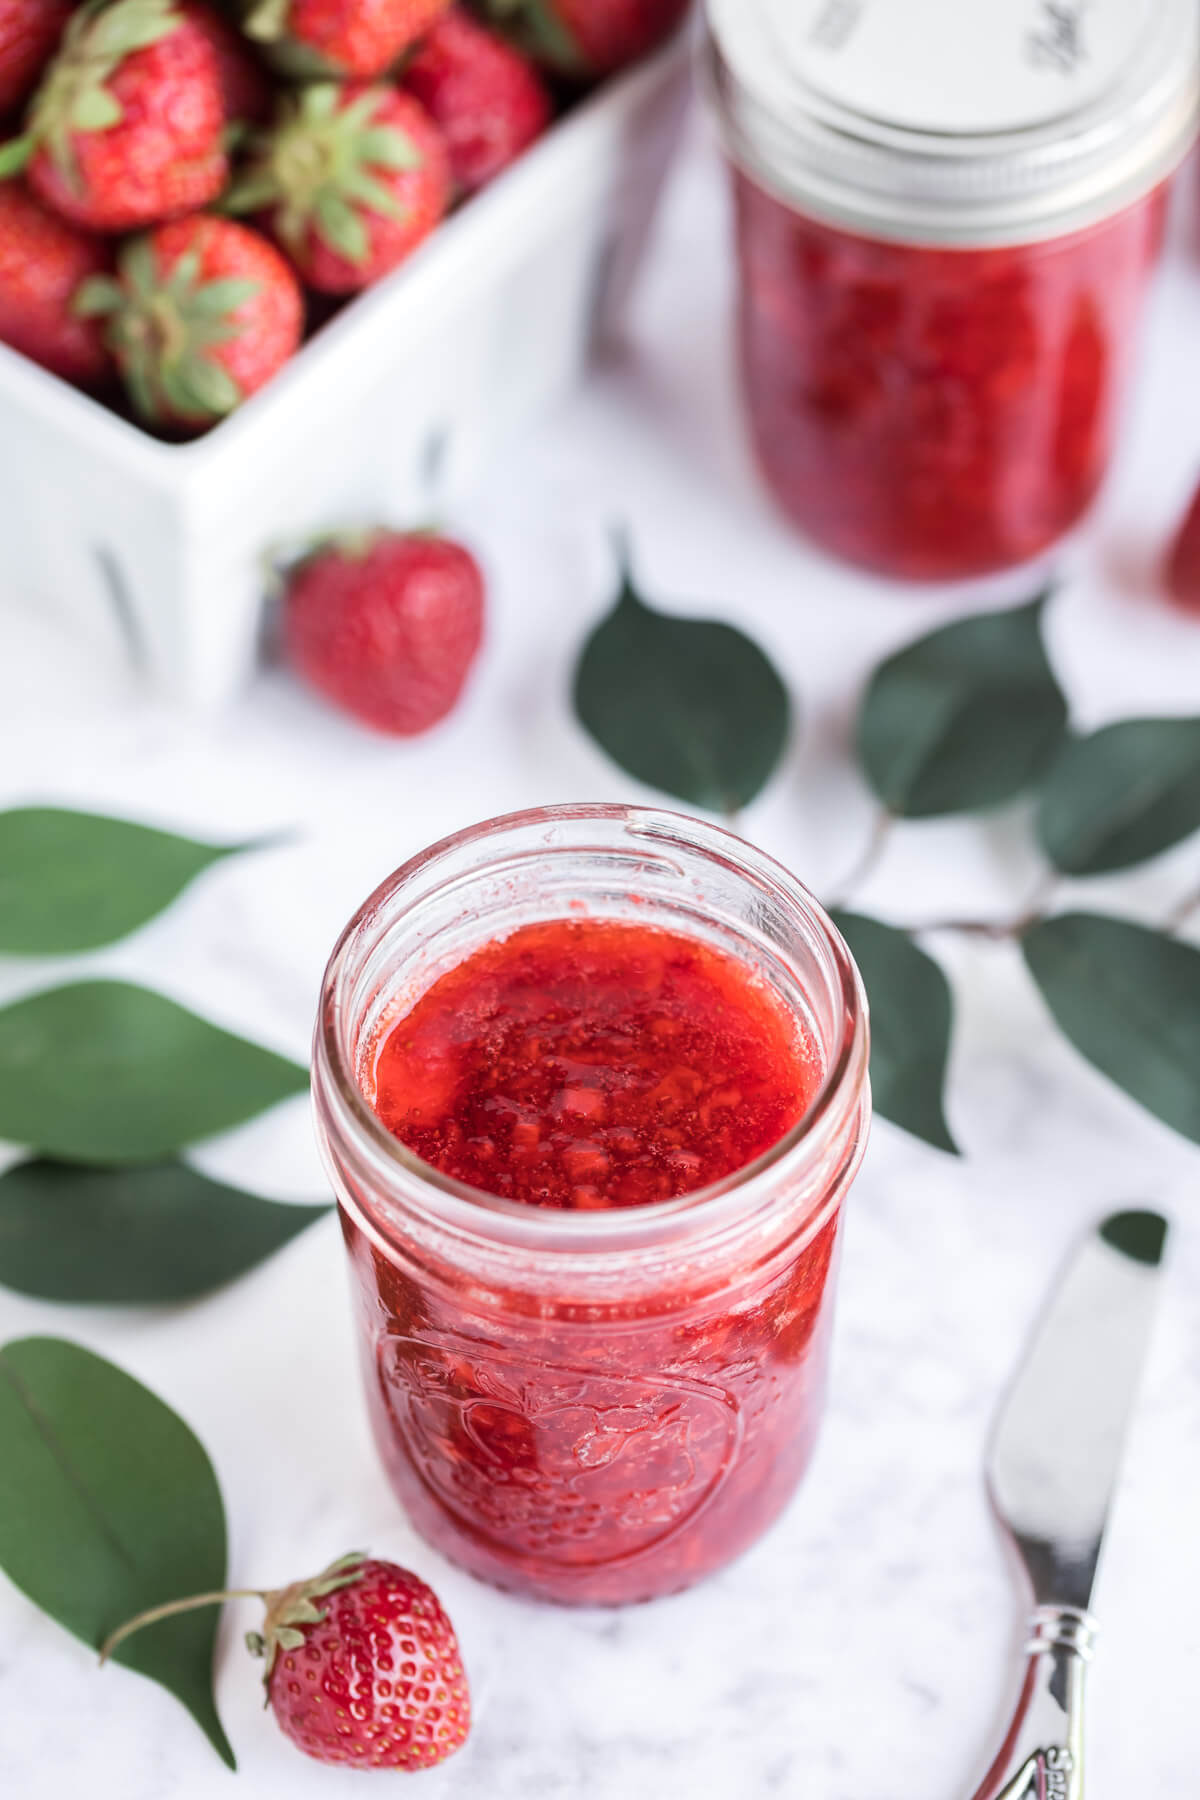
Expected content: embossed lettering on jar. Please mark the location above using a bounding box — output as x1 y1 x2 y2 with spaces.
706 0 1199 579
313 808 870 1605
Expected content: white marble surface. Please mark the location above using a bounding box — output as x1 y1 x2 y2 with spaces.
2 113 1200 1800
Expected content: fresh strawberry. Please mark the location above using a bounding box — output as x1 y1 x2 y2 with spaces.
75 214 302 428
283 529 484 733
0 0 71 117
101 1552 471 1772
402 7 550 195
0 178 110 380
190 3 273 125
13 0 227 232
258 1556 470 1769
230 83 449 293
474 0 689 76
243 0 450 78
1166 477 1200 615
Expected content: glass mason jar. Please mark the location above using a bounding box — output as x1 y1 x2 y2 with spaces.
313 806 870 1606
705 0 1199 581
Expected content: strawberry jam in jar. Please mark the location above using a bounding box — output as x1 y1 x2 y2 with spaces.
314 807 869 1604
705 0 1199 579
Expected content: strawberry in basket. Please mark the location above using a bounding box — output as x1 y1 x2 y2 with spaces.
229 82 449 293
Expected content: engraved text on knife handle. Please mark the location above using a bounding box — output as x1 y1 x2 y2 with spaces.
970 1606 1095 1800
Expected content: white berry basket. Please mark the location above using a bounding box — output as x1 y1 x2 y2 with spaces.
0 32 691 704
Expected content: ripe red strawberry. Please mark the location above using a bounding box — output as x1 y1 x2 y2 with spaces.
230 83 449 293
257 1556 470 1769
1166 477 1200 616
475 0 689 76
14 0 228 232
76 214 302 428
244 0 450 78
403 7 550 196
0 0 72 117
0 179 111 380
283 529 485 734
100 1552 471 1772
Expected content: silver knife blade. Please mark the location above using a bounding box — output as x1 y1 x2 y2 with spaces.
986 1209 1168 1614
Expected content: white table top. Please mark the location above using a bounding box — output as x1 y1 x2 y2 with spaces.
2 114 1199 1800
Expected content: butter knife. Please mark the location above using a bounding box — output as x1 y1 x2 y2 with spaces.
969 1209 1168 1800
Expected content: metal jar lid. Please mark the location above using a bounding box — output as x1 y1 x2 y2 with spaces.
704 0 1200 247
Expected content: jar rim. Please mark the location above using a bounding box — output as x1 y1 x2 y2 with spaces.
703 0 1199 248
313 804 870 1258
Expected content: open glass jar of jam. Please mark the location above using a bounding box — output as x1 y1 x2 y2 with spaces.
705 0 1200 579
313 807 870 1605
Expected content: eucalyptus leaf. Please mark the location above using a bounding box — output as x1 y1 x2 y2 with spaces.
0 1337 233 1766
0 980 309 1164
0 1161 329 1302
1022 912 1200 1143
1036 717 1200 875
831 909 958 1153
0 808 256 953
858 594 1068 817
573 547 791 812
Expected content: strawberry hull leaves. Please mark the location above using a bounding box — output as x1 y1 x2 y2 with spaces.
77 216 302 427
229 83 448 292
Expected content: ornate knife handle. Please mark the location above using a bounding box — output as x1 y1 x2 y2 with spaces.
970 1606 1096 1800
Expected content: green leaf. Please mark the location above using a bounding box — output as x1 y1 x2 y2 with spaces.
1022 911 1200 1142
857 594 1068 817
0 807 256 953
0 981 309 1164
186 278 260 318
573 545 791 812
358 127 420 170
314 190 368 263
73 275 125 317
831 910 958 1153
0 1161 329 1302
70 87 124 132
174 355 242 417
0 135 32 176
223 169 281 213
0 1337 233 1766
1036 717 1200 875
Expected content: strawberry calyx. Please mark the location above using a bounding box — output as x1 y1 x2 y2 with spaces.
25 0 184 189
228 84 420 266
481 0 582 70
244 1552 369 1684
75 233 260 422
241 0 334 77
98 1551 369 1671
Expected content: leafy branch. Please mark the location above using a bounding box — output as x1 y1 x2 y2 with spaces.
0 807 324 1305
572 548 1200 1154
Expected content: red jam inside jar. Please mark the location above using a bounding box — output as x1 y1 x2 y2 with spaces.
734 180 1167 580
706 0 1197 580
371 918 820 1209
315 810 869 1605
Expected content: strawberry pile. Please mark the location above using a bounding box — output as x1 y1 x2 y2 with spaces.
0 0 688 435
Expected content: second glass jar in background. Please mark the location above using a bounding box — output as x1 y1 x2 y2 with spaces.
706 0 1200 581
313 807 870 1606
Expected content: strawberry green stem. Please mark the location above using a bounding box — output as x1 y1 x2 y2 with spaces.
100 1588 268 1663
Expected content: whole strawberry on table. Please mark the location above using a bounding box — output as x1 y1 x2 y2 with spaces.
0 0 690 435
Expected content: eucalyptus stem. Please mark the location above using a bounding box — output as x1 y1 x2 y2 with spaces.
100 1587 267 1664
828 811 894 908
902 873 1055 943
